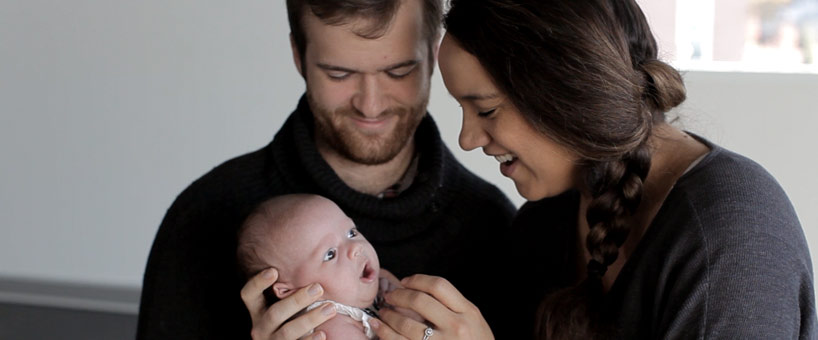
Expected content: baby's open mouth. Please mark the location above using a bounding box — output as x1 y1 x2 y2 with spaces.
360 261 376 282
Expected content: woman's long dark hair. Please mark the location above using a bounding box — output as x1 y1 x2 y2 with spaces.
444 0 686 338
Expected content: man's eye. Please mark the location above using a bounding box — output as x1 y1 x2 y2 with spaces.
323 248 337 261
386 65 415 79
347 228 359 239
327 71 350 80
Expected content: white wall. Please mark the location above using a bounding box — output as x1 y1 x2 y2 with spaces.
1 0 815 291
675 71 818 260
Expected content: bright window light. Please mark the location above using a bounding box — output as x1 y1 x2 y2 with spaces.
639 0 818 73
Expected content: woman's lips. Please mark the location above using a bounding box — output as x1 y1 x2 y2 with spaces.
494 153 518 177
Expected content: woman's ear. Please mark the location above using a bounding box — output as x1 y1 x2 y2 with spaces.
273 281 295 299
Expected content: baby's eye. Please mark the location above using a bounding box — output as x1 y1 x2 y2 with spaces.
347 228 359 239
323 248 337 261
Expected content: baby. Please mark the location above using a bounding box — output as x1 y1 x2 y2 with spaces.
237 194 412 339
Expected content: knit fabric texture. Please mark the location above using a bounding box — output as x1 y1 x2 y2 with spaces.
136 96 516 339
496 136 816 339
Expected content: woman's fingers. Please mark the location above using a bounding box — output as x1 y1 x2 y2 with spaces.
400 274 476 314
385 286 452 325
372 310 420 340
382 274 495 340
269 302 337 340
240 268 278 323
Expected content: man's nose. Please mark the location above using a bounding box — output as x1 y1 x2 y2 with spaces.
351 75 388 118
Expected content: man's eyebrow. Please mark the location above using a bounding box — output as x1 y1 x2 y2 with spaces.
315 59 420 73
316 63 357 73
378 59 419 72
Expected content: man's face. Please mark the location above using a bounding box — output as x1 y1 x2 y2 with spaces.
295 0 433 165
268 197 380 308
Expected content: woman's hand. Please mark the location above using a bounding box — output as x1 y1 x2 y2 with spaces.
240 268 337 340
371 274 494 340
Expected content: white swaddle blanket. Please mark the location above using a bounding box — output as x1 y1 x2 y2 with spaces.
305 300 378 339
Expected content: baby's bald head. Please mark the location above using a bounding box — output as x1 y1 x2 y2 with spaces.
236 193 380 307
237 194 332 278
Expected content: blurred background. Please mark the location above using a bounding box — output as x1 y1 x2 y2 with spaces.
1 0 816 338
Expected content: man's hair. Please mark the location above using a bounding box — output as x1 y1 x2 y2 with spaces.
286 0 443 71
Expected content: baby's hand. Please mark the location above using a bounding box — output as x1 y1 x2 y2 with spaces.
377 269 424 322
378 269 401 286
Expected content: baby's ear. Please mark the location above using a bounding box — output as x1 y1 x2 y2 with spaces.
272 282 295 299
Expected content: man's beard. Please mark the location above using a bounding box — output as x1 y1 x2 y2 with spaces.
309 93 428 165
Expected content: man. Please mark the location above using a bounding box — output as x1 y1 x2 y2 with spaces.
136 0 516 338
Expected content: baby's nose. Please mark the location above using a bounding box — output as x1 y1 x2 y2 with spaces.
348 243 362 259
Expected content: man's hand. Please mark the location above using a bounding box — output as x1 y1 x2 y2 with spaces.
240 268 338 340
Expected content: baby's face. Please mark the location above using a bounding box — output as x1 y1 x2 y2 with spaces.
268 198 380 308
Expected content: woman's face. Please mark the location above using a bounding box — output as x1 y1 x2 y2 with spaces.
438 34 580 201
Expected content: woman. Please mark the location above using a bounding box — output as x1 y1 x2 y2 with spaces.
373 0 815 339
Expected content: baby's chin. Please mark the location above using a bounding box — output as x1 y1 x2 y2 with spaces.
358 268 381 307
329 283 379 309
362 279 381 306
345 269 382 308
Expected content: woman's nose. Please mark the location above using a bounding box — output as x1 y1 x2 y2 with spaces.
459 112 490 151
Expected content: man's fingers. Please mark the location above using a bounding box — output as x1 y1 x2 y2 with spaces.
264 283 325 332
273 302 337 340
306 330 326 340
240 268 278 321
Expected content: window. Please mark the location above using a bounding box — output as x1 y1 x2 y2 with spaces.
638 0 818 73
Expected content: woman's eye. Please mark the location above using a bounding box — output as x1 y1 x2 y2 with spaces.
477 108 497 117
347 228 359 239
323 248 337 261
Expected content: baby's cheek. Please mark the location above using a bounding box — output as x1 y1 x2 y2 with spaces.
320 275 355 300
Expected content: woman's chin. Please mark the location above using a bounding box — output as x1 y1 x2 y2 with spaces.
515 183 547 202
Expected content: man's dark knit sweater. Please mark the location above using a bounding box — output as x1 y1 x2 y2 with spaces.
136 97 516 339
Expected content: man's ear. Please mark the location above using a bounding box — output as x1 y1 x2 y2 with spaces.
432 34 441 62
273 281 295 299
290 33 305 78
429 33 441 76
